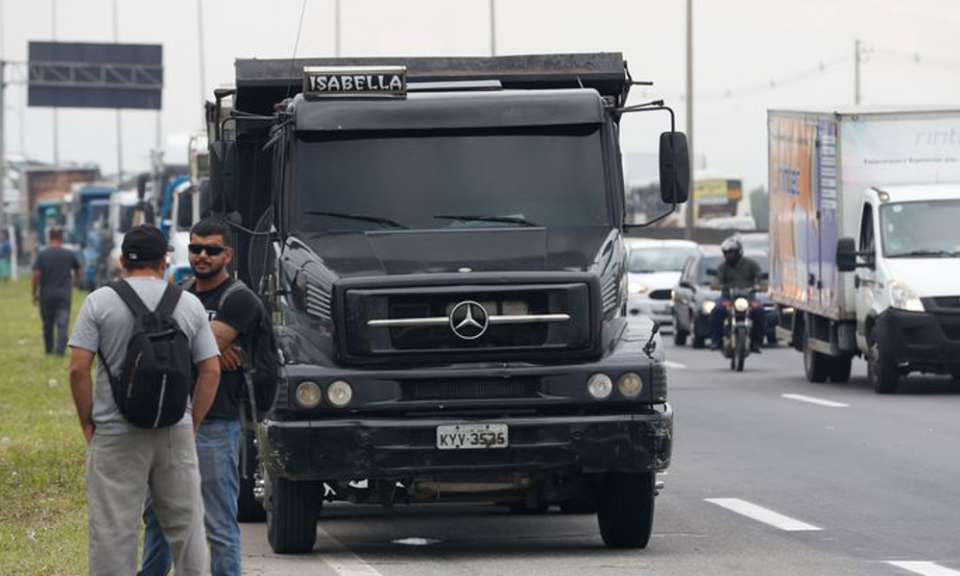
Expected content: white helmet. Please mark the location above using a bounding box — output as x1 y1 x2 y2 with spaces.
721 236 743 257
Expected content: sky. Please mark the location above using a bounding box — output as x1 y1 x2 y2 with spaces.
2 0 960 192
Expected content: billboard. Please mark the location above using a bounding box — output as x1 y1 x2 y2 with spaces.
28 41 163 110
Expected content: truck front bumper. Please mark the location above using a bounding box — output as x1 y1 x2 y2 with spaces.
262 408 672 481
875 309 960 370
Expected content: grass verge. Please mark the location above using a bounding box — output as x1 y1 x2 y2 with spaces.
0 278 87 575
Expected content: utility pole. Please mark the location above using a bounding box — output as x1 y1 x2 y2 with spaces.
113 0 124 183
684 0 695 239
0 0 6 230
0 60 7 231
490 0 497 57
51 0 59 166
854 39 862 106
335 0 341 57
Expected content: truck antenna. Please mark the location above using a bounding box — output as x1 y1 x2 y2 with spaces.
285 0 309 101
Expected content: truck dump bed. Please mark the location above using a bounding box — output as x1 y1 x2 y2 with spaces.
233 53 631 115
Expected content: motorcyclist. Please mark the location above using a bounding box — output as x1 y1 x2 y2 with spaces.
710 236 766 353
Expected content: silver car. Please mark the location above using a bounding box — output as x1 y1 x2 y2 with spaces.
626 239 698 332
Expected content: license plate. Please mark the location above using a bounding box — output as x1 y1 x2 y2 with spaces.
436 423 508 450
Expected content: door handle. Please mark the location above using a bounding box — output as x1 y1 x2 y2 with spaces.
854 276 861 288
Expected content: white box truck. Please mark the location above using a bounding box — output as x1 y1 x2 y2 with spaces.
769 108 960 393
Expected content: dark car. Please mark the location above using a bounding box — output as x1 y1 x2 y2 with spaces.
672 245 723 348
673 248 776 348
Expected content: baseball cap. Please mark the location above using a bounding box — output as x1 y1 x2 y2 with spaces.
122 225 173 262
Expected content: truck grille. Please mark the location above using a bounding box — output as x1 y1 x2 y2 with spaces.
343 282 593 360
402 378 540 401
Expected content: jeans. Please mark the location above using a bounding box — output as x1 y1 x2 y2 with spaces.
40 295 70 355
710 297 766 346
141 419 242 576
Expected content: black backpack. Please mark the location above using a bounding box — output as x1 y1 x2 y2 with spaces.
183 278 280 416
99 280 194 428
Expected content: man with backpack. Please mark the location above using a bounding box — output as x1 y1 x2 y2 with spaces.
68 224 221 576
140 218 271 576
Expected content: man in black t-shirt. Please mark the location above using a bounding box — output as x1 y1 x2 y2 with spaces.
140 218 260 576
32 227 81 355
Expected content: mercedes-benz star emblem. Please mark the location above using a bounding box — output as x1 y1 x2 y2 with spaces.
449 300 489 340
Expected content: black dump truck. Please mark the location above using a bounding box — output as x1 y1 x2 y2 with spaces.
204 53 689 553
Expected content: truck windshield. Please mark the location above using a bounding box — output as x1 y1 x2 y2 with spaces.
881 200 960 257
292 125 609 233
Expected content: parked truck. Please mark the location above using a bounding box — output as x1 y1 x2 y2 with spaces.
206 53 689 553
769 107 960 393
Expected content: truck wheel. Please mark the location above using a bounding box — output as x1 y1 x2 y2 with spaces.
803 336 830 383
237 430 266 523
868 330 898 394
597 471 655 549
673 317 688 346
829 355 853 383
267 477 322 554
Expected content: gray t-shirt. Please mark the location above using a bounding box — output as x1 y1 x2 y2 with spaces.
33 246 80 300
68 277 220 434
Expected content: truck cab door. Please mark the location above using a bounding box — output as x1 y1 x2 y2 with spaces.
855 201 878 349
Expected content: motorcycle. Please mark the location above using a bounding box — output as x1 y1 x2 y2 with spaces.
721 288 757 372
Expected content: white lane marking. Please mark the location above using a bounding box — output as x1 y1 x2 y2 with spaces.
318 524 385 576
705 498 821 531
782 393 849 408
887 561 960 576
663 360 687 369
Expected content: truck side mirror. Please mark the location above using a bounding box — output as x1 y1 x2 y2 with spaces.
659 132 690 205
836 237 859 272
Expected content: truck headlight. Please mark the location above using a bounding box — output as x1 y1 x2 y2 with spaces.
888 280 925 312
617 372 644 398
587 373 613 399
629 282 649 295
295 381 323 408
734 297 750 313
327 380 354 408
701 300 716 314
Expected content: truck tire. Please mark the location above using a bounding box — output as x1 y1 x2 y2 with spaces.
803 335 830 383
237 430 266 523
829 355 853 384
267 478 322 554
868 329 899 394
597 471 655 549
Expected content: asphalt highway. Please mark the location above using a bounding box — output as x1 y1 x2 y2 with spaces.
242 337 960 576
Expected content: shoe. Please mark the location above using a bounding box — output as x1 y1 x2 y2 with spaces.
710 342 721 351
750 344 762 354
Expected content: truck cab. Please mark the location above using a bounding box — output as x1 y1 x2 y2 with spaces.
839 184 960 392
207 54 688 553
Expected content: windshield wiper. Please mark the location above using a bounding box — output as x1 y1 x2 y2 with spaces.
304 211 407 229
891 249 960 258
434 214 540 227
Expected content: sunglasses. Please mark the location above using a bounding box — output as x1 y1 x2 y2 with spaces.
188 243 226 256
